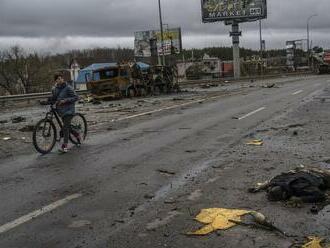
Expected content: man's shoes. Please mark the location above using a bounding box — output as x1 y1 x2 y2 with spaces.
58 144 68 153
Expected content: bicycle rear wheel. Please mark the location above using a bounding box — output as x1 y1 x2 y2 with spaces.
69 113 87 145
33 119 57 154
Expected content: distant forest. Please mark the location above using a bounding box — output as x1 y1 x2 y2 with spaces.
0 46 287 95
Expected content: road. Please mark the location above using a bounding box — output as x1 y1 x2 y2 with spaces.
0 75 329 247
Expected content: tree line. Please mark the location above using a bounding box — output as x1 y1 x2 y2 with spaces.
0 45 286 95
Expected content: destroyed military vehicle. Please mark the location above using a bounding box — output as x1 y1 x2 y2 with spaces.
75 63 179 99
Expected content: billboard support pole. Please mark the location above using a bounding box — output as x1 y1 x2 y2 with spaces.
231 22 241 79
158 0 166 66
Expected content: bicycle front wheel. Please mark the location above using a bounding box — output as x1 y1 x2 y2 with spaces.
33 119 57 154
69 113 87 145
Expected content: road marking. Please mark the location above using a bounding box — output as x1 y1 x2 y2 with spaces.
238 107 266 120
292 90 303 95
113 99 209 122
112 94 244 123
0 193 82 234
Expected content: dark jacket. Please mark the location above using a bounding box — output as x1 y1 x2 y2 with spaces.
50 83 79 117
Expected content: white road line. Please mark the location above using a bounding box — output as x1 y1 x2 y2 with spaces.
292 90 303 95
238 107 266 120
112 99 207 122
112 94 242 123
0 193 82 234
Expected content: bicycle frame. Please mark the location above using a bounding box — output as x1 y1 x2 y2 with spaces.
44 105 64 141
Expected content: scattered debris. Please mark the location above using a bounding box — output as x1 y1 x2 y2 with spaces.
310 205 319 214
262 83 276 88
19 125 35 132
92 100 102 105
200 83 219 89
246 139 263 146
144 193 155 199
249 166 330 204
164 198 176 204
256 123 305 133
68 220 91 228
172 97 185 101
157 169 176 176
11 116 26 123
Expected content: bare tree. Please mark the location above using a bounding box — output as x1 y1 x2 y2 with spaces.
0 46 52 95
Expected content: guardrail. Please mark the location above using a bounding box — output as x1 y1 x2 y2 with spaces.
0 90 89 103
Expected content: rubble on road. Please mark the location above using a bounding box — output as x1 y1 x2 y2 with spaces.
19 125 35 132
156 169 176 175
246 139 264 146
11 116 26 123
262 83 277 88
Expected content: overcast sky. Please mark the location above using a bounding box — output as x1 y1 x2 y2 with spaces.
0 0 329 53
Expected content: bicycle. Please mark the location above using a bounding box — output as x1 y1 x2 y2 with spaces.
33 101 87 154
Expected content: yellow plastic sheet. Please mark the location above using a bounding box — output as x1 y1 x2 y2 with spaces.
302 237 324 248
246 139 263 146
188 208 252 235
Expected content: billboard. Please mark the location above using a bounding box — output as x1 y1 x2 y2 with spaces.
201 0 267 23
134 28 182 57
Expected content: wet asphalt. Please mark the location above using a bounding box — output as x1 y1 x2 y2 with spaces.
0 76 329 247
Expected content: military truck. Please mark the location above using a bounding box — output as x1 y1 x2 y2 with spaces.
75 62 151 99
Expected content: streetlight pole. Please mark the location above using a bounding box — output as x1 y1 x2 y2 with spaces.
307 14 317 68
259 19 263 76
158 0 166 66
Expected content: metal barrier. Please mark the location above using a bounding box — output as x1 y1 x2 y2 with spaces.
0 90 89 103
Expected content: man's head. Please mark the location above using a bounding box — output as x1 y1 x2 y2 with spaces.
54 72 65 85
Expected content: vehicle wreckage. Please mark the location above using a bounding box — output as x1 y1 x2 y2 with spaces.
75 62 179 100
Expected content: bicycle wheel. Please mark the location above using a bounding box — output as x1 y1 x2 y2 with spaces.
69 113 87 145
33 119 57 154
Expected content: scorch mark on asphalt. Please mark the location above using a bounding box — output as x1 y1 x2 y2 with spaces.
238 107 266 120
0 193 82 234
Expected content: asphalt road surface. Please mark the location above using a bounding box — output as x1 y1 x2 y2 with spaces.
0 76 329 247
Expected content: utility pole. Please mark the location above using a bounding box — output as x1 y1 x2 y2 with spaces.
230 22 241 79
259 19 263 54
307 14 317 69
259 19 263 76
158 0 166 66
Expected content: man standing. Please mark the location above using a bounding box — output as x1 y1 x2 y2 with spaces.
50 72 79 153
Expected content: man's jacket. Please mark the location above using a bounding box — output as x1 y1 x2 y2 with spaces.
50 83 79 117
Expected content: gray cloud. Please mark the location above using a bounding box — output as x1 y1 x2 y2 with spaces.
0 0 329 52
